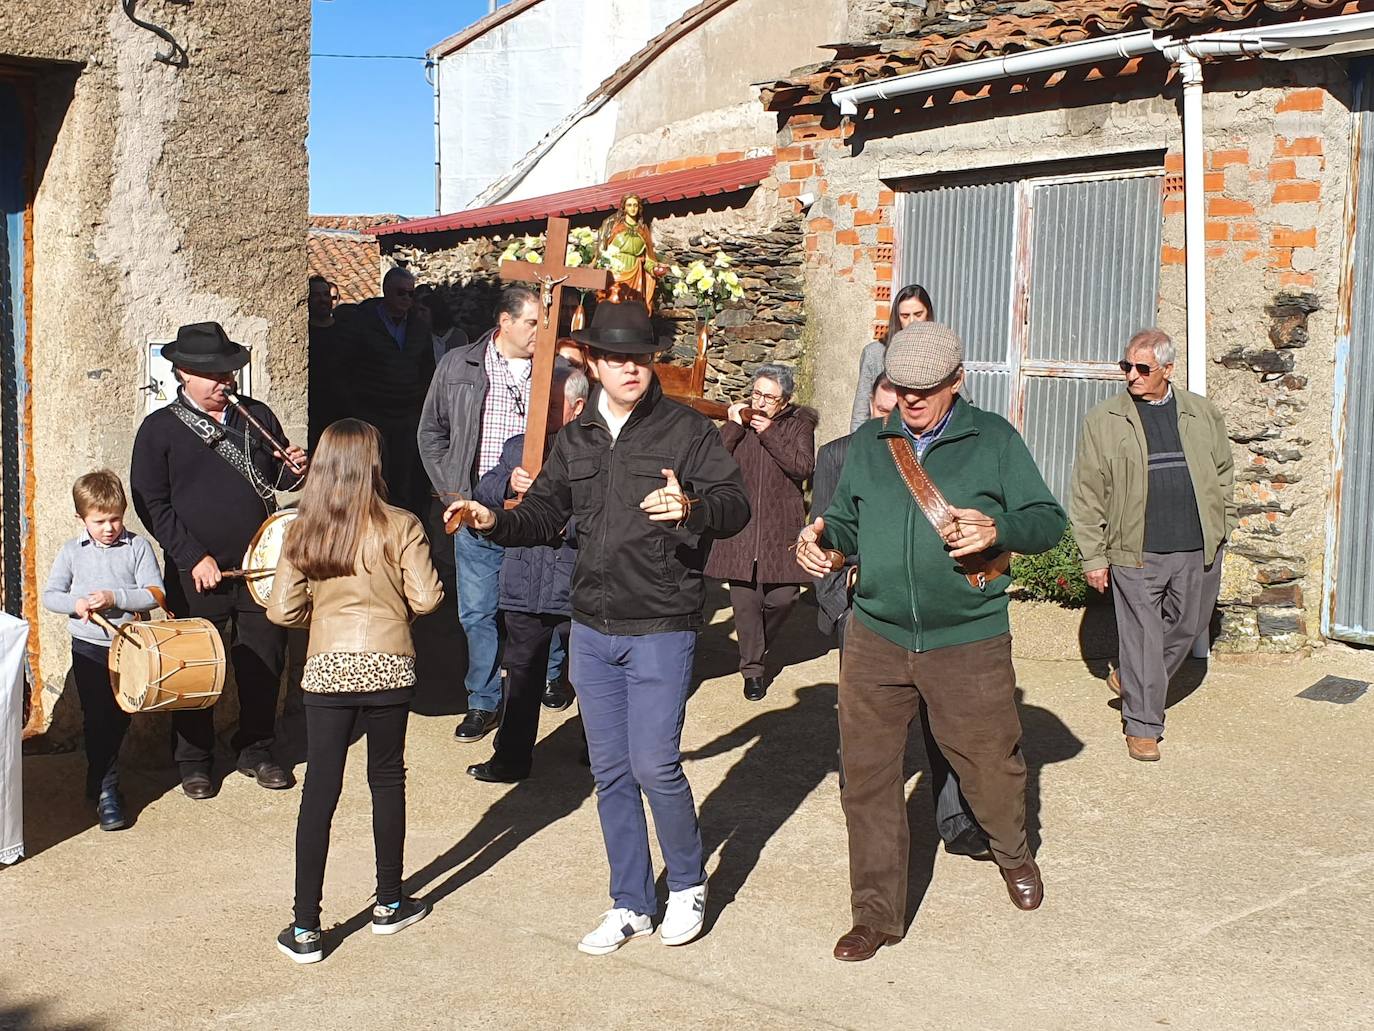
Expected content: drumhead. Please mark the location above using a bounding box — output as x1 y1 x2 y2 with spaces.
242 508 298 607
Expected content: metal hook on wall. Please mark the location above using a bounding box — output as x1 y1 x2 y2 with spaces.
121 0 193 68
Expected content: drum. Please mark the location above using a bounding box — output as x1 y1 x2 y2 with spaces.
241 508 298 607
107 618 226 714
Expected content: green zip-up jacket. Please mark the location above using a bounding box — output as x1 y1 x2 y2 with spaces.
821 398 1066 653
1069 388 1237 572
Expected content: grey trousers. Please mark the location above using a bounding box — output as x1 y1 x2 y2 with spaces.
1111 549 1223 739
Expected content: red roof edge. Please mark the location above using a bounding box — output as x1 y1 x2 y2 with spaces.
375 155 776 239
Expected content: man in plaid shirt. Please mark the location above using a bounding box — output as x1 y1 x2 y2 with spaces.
419 285 540 741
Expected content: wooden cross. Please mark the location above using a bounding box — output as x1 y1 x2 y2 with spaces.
500 216 611 490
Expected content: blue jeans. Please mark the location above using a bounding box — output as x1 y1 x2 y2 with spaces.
546 630 566 686
570 623 703 916
455 528 504 714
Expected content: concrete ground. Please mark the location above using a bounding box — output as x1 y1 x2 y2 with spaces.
4 594 1374 1031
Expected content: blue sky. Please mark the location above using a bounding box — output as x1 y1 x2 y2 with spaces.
309 0 489 216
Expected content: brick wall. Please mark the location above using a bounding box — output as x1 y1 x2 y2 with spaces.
777 79 1346 652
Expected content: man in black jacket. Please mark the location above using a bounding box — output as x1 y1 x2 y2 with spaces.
445 302 748 956
131 323 306 799
335 266 434 514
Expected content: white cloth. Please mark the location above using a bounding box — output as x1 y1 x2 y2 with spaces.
0 612 27 865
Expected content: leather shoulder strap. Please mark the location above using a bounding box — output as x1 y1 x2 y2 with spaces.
886 435 955 535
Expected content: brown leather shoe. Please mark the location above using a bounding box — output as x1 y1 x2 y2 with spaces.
833 925 898 962
1000 860 1043 911
1107 669 1121 696
1126 735 1160 762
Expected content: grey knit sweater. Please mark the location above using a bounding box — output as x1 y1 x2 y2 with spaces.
41 530 164 646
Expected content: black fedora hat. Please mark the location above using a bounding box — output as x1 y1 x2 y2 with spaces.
159 322 250 373
570 302 659 354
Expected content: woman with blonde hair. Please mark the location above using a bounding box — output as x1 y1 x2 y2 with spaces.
267 419 444 964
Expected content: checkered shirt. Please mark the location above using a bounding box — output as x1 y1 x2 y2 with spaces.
477 340 531 478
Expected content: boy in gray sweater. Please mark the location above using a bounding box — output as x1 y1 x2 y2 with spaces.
41 470 163 830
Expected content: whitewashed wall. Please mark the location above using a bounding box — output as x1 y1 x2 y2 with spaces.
435 0 693 212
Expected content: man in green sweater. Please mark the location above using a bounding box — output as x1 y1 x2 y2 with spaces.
796 323 1065 962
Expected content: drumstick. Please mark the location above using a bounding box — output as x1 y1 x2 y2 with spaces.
87 611 143 649
225 391 307 474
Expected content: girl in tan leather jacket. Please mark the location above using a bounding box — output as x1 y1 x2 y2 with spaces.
267 419 443 964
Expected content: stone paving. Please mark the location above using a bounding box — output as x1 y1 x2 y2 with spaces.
4 598 1373 1030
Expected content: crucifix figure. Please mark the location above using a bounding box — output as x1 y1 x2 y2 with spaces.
501 216 612 491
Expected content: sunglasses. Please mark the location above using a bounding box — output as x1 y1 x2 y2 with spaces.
1118 360 1159 375
590 350 654 368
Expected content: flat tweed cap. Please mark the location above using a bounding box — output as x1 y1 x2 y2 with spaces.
885 322 964 390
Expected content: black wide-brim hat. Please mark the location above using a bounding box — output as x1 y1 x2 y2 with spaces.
159 321 250 373
571 301 659 354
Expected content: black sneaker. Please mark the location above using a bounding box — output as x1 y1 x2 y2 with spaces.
541 680 573 711
277 925 323 964
454 709 499 742
372 896 430 935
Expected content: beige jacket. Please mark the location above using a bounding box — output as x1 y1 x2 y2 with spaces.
267 505 444 657
1069 387 1238 571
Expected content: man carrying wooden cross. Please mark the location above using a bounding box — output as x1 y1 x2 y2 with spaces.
444 301 749 956
419 218 611 742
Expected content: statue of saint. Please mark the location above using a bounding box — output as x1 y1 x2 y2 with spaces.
597 194 668 311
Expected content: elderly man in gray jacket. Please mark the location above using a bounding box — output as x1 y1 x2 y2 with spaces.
1070 329 1237 763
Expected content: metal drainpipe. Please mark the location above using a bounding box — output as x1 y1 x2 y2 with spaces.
1173 48 1209 398
429 59 442 214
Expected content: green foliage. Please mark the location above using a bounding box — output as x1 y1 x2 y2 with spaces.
1010 525 1089 607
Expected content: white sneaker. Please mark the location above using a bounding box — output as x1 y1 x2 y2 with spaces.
660 883 707 946
577 907 653 956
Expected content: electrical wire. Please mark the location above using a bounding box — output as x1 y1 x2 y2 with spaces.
310 53 431 61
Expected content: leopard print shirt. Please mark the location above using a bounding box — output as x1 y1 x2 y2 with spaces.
301 651 416 694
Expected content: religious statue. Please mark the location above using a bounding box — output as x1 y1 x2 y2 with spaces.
597 193 669 312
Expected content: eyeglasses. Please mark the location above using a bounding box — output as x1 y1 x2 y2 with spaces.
750 390 784 405
590 350 653 368
1118 360 1159 376
394 288 416 298
507 383 526 417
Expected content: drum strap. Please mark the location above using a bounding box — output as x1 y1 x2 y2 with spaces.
168 401 278 511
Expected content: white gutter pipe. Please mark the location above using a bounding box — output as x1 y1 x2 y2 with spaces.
1173 49 1208 397
428 58 442 214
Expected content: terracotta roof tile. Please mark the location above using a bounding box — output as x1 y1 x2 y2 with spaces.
761 0 1362 111
309 214 405 233
308 229 382 304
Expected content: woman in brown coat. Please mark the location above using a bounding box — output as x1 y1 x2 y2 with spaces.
706 363 817 700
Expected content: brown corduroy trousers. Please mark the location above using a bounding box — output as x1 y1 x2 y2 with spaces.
839 618 1031 937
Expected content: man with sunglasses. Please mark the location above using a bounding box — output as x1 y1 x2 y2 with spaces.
444 301 748 956
419 284 541 743
1070 329 1236 762
334 266 436 514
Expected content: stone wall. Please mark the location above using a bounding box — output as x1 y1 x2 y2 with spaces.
770 60 1353 652
386 212 806 405
0 1 312 736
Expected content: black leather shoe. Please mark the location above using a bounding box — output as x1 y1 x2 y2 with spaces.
467 760 529 784
944 825 992 858
455 709 499 742
743 677 767 702
96 791 127 831
237 757 293 790
181 772 215 800
541 680 572 711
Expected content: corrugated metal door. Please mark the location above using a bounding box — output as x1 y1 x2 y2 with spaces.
896 182 1017 420
896 173 1163 502
1021 176 1164 502
1328 65 1374 644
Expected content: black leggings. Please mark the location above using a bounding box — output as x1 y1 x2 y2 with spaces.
294 702 409 929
